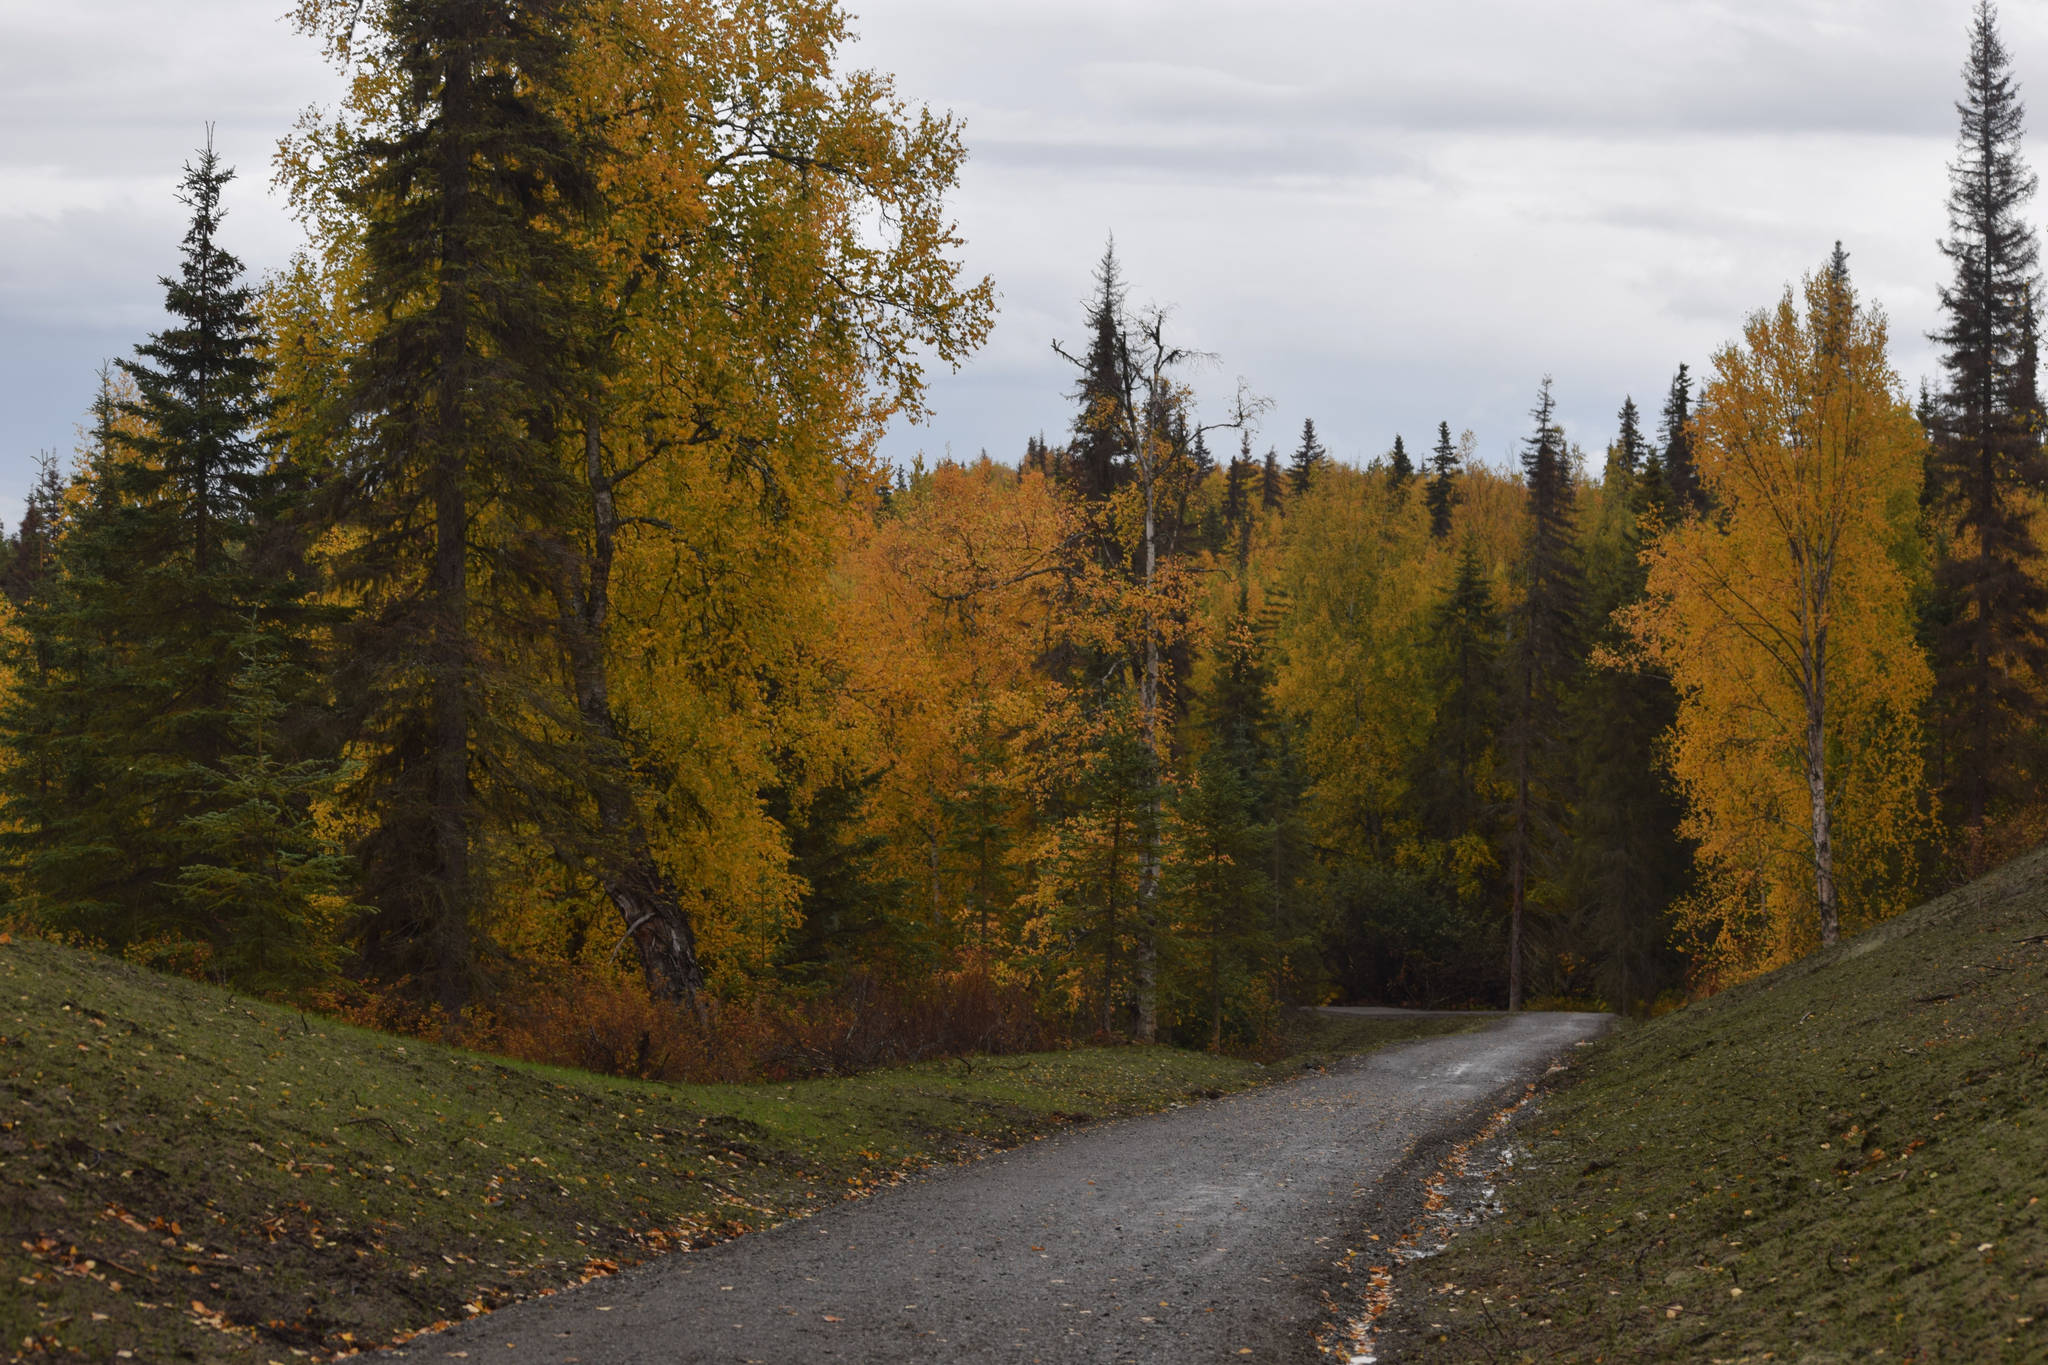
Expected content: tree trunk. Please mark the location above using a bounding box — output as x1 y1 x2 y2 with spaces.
429 50 476 1019
1507 643 1532 1013
594 795 707 1006
1508 796 1526 1012
552 411 707 1008
1099 808 1123 1036
1806 690 1841 947
1209 904 1222 1053
1132 474 1161 1043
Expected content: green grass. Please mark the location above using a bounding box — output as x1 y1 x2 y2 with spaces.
1382 844 2048 1364
0 938 1473 1362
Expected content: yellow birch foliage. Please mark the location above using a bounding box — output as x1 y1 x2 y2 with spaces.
1274 466 1446 852
559 0 991 989
1625 270 1931 985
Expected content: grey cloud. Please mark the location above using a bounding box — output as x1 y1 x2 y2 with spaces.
0 0 2015 517
969 129 1423 185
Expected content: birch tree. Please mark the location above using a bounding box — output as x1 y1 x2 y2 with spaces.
1626 258 1930 979
1054 303 1259 1041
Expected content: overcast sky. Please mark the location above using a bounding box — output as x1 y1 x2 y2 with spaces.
0 1 2035 516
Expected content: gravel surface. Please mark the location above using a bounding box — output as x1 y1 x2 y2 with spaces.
387 1012 1607 1364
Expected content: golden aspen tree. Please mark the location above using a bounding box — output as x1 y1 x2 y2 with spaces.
1626 259 1931 983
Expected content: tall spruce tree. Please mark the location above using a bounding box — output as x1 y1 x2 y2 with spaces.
1223 432 1255 556
1169 736 1271 1050
1178 582 1292 1043
323 0 596 1012
2020 286 2043 430
0 378 134 941
174 630 352 994
1288 418 1327 495
1425 421 1461 540
1502 379 1583 1010
1414 540 1503 844
0 148 330 981
1261 446 1285 510
941 703 1016 954
0 457 68 882
2 456 62 608
1927 0 2048 863
1660 363 1704 516
1612 396 1648 476
1388 434 1414 488
1022 434 1055 477
1069 239 1130 503
1564 426 1689 1013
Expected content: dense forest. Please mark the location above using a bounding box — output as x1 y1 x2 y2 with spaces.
3 0 2045 1067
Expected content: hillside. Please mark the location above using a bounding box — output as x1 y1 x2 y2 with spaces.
0 938 1469 1363
1380 844 2048 1363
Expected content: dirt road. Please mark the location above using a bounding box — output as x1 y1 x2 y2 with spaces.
387 1012 1606 1364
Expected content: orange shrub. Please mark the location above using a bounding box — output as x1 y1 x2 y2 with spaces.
462 962 1052 1084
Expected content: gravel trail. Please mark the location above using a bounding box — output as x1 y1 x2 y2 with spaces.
387 1012 1607 1364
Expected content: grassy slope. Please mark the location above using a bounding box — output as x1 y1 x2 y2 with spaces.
0 938 1470 1363
1383 844 2048 1364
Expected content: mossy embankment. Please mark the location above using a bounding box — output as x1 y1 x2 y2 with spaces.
1381 845 2048 1364
0 937 1470 1362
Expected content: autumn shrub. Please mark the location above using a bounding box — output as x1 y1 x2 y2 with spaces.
304 976 451 1040
460 961 1052 1084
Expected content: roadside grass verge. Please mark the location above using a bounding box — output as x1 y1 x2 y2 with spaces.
0 939 1472 1362
1381 843 2048 1364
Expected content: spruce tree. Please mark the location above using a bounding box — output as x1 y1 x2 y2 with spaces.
1021 434 1055 477
1288 418 1328 495
1169 739 1270 1050
1660 363 1704 516
0 379 136 942
1424 421 1461 540
2020 286 2043 431
1068 239 1129 503
1502 379 1583 1010
1388 434 1414 488
1207 589 1275 788
1176 586 1286 1045
940 704 1016 954
0 149 327 980
1612 396 1648 476
1563 427 1689 1013
174 630 352 995
1261 446 1285 511
0 458 66 875
325 0 597 1011
2 457 62 611
771 770 901 984
1413 541 1503 843
1927 0 2048 862
1222 432 1254 555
